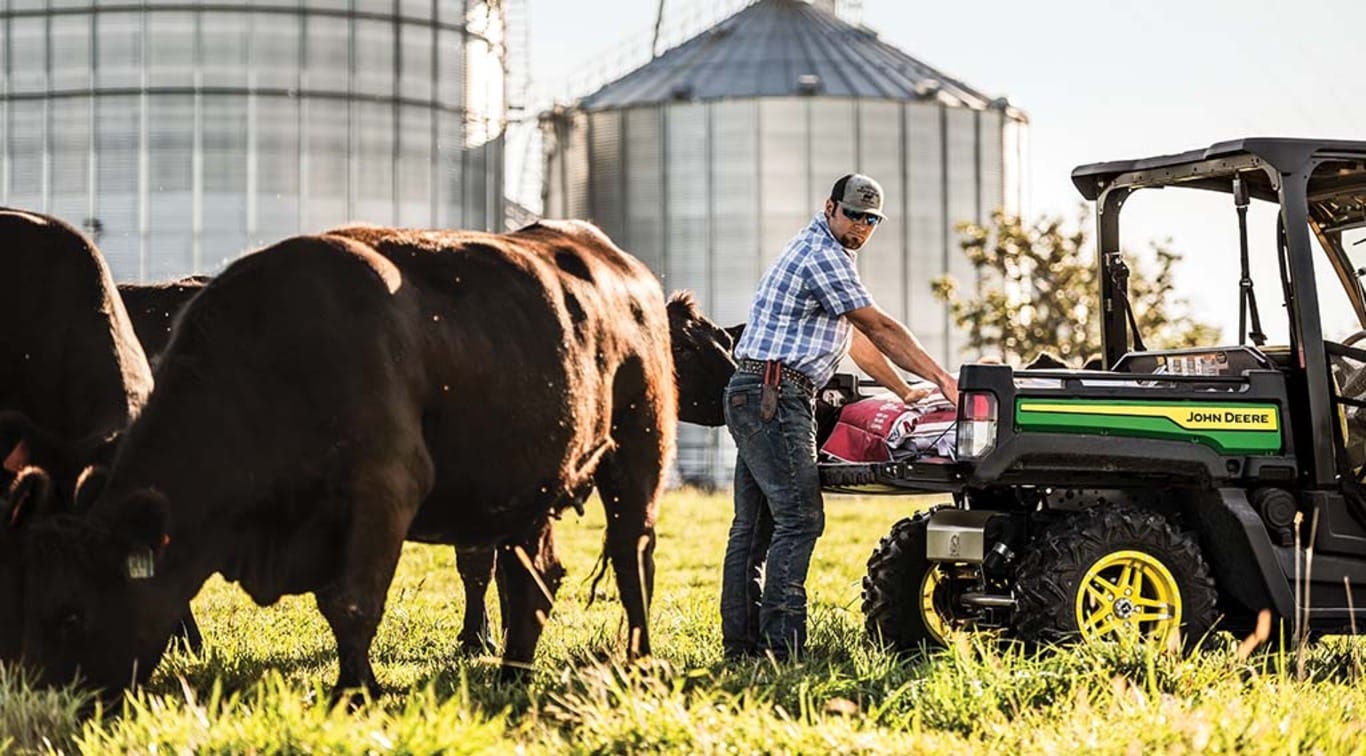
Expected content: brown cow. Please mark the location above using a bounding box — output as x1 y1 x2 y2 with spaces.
14 221 676 697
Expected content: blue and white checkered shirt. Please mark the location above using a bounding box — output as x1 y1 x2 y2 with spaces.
734 213 874 387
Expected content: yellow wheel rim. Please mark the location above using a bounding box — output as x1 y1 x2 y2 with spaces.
1075 550 1183 645
920 566 952 644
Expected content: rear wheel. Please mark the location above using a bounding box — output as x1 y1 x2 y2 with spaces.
862 507 965 650
1014 505 1218 650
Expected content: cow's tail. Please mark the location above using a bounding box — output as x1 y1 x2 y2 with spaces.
586 535 611 608
576 437 617 608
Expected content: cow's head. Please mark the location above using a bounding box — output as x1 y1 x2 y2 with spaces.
0 415 119 668
0 411 120 500
0 466 55 663
667 292 738 427
17 487 177 692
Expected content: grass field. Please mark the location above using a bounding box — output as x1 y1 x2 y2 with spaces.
5 489 1366 754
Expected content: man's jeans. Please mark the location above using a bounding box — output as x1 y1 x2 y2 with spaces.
720 370 824 660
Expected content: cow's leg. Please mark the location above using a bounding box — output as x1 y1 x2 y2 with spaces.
175 610 203 653
315 456 429 703
455 546 497 653
594 367 669 660
493 542 512 649
497 518 564 680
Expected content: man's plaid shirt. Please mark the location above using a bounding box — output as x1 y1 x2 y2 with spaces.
734 212 874 387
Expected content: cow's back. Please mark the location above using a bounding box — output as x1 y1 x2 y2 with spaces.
328 222 675 542
118 275 211 362
112 235 425 500
0 209 151 441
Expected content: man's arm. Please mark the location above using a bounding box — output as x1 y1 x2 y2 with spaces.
846 304 959 405
849 330 933 404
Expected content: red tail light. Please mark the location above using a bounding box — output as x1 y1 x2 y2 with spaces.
956 391 998 459
962 392 997 422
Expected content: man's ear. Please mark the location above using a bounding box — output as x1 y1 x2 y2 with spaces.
73 465 109 513
3 466 54 529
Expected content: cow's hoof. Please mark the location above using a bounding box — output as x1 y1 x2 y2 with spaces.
457 633 498 656
329 679 381 710
496 661 533 684
330 687 376 711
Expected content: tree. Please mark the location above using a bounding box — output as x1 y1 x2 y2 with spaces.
931 210 1221 365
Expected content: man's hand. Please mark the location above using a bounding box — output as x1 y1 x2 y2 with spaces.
938 375 959 407
900 387 934 404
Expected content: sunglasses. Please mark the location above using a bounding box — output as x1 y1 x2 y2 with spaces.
839 204 884 226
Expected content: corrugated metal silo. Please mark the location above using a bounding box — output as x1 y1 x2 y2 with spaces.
0 0 506 282
543 0 1027 486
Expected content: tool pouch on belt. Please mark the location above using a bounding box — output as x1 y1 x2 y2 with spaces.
760 360 780 422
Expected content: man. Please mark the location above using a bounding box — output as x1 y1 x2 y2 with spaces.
721 173 959 661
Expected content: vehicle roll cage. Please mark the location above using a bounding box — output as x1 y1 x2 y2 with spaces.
1071 138 1366 488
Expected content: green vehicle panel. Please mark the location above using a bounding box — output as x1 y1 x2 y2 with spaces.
1015 398 1282 455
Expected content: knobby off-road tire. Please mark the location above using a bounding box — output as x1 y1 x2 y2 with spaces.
821 464 879 487
1014 505 1218 651
862 506 957 651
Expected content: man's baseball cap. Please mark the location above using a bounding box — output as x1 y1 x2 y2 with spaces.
830 174 885 219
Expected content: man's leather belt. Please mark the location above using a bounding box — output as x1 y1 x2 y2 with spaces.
736 359 816 395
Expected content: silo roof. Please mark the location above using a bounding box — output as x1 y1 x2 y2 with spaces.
577 0 1009 112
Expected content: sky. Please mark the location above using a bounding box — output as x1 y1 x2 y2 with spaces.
526 0 1366 342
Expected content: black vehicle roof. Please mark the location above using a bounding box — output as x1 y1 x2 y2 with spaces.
1071 138 1366 200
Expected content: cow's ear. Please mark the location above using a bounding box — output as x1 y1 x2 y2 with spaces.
112 489 169 553
0 411 67 473
3 466 54 530
667 290 699 319
724 323 745 346
0 412 35 471
2 438 29 474
73 465 109 513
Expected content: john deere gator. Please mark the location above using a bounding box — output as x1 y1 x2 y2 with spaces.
819 138 1366 650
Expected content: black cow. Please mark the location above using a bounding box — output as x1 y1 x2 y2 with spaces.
109 274 741 660
0 208 154 662
14 222 677 697
453 290 739 652
117 276 211 364
0 209 152 482
667 292 740 428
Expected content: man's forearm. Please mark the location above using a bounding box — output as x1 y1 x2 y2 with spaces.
863 316 954 388
850 331 920 400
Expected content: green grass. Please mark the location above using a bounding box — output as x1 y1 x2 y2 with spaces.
6 489 1366 754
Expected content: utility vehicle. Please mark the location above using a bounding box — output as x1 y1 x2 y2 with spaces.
820 139 1366 649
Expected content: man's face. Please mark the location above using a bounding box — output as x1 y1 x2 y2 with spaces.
825 200 880 250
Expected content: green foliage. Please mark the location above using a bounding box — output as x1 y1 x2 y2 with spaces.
932 211 1222 364
3 490 1366 754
